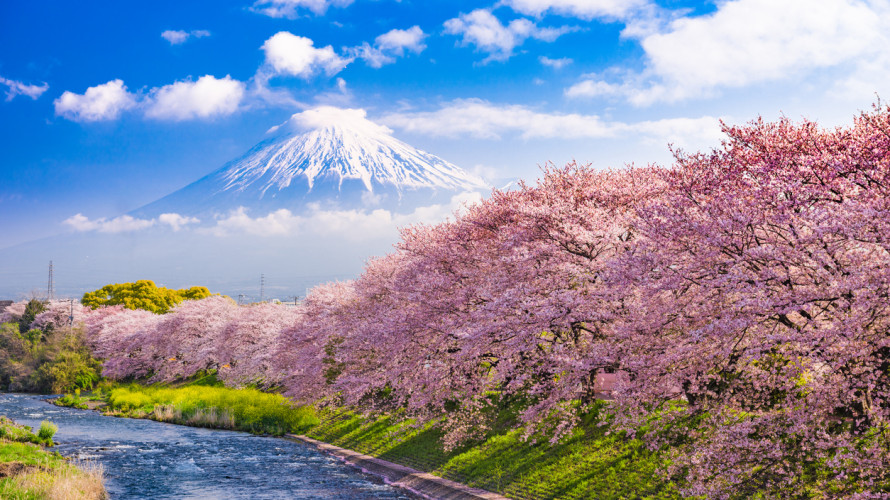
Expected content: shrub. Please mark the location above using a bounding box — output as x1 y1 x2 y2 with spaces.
37 421 58 443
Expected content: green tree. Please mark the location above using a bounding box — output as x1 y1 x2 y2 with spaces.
19 298 46 333
81 280 212 314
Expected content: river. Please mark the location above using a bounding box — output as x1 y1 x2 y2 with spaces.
0 393 419 499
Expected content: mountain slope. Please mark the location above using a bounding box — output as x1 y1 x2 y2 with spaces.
134 107 488 217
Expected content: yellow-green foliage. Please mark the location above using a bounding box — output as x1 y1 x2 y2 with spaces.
106 384 318 435
81 280 212 314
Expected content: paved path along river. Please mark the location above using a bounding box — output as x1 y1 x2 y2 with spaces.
0 393 419 499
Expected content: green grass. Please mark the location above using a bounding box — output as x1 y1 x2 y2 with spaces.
104 383 318 435
0 417 55 447
0 416 105 499
60 373 676 499
305 402 681 500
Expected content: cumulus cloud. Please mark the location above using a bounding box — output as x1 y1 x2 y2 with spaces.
145 75 245 120
161 29 211 45
251 0 353 17
567 0 890 105
64 213 200 233
261 32 351 78
352 26 428 68
204 192 483 238
539 56 572 69
501 0 650 19
283 105 393 135
379 98 722 145
64 214 155 233
375 26 427 56
158 213 200 231
444 9 575 62
54 79 137 122
0 75 48 101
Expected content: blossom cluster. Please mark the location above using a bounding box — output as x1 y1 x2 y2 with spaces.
50 105 890 497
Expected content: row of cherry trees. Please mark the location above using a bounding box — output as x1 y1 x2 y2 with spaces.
14 106 890 497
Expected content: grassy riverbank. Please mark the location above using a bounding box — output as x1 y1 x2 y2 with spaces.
0 416 105 499
59 375 318 436
60 380 678 499
304 403 679 500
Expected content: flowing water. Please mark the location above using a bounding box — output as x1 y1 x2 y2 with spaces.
0 393 419 499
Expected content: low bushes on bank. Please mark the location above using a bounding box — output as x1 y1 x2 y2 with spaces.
104 383 318 435
0 415 105 499
0 320 101 394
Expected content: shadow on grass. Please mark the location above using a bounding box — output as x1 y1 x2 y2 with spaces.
306 408 681 500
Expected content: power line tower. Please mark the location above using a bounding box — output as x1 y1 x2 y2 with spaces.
47 261 54 302
260 274 266 303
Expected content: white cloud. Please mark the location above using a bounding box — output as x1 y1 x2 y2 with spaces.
564 78 622 98
261 32 351 78
351 44 392 69
646 0 881 97
539 56 572 69
631 116 726 148
251 0 353 17
64 212 200 233
501 0 650 19
379 98 723 145
145 75 245 121
0 75 48 101
64 214 155 233
285 105 393 135
204 193 482 238
444 9 575 62
353 26 428 68
162 30 189 44
158 213 200 231
569 0 890 105
161 29 211 45
380 98 614 139
375 26 427 56
54 79 137 122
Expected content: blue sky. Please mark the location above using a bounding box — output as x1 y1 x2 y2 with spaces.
2 0 889 249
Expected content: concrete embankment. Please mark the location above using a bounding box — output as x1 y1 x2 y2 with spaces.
287 434 510 500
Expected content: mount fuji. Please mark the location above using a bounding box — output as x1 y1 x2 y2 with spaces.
133 106 489 218
0 107 493 299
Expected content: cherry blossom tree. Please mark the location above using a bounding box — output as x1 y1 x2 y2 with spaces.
75 104 890 497
609 107 890 497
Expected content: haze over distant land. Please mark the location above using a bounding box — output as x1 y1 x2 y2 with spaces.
0 108 489 299
2 0 888 297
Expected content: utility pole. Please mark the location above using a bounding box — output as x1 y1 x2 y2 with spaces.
260 274 266 303
47 261 54 302
68 299 74 325
238 294 245 306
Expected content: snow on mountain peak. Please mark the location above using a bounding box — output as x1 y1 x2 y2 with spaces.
221 106 489 195
132 106 489 218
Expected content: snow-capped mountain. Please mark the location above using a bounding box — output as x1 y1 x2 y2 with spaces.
134 107 488 217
